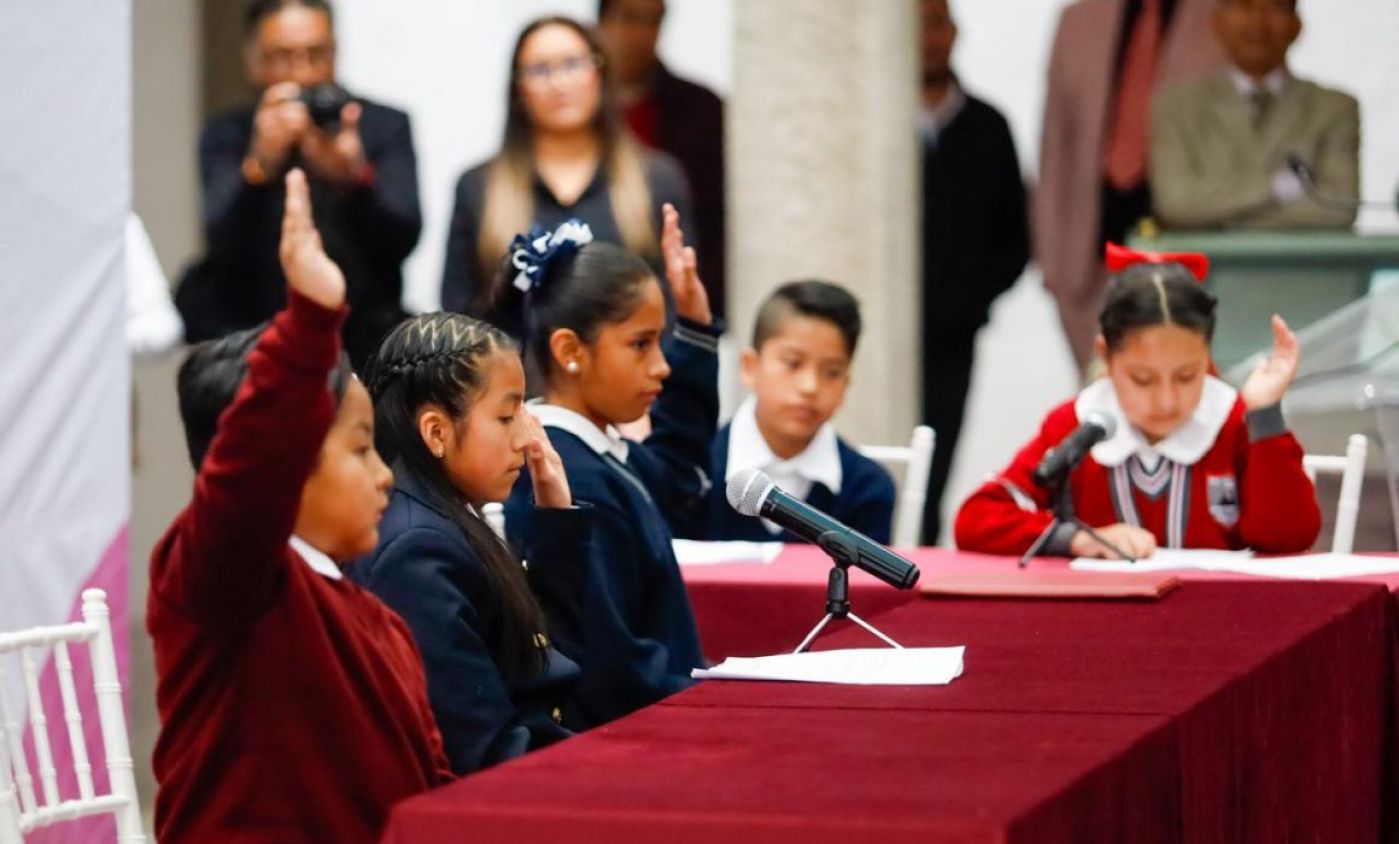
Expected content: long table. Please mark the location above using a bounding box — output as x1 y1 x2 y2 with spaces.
381 548 1398 842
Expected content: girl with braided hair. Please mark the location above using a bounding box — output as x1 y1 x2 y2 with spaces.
350 311 592 774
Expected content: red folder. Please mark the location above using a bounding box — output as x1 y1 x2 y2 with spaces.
922 570 1181 600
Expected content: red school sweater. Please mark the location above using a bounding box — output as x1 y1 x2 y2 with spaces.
147 292 451 843
955 377 1321 557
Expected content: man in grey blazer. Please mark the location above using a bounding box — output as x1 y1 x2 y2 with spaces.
1151 0 1359 230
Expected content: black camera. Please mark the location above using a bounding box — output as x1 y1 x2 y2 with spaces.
298 84 352 131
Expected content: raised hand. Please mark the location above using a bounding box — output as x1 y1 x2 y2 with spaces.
1069 523 1157 560
660 203 711 325
279 168 346 310
298 101 370 186
1240 315 1300 411
524 410 571 509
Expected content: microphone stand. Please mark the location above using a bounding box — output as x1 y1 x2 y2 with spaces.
792 532 904 654
1017 469 1136 569
1288 156 1399 215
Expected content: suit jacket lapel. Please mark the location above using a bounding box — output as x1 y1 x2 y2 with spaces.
1260 78 1311 159
1205 72 1251 141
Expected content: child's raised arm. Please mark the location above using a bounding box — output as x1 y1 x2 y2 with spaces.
153 169 349 623
641 204 720 520
1240 315 1300 412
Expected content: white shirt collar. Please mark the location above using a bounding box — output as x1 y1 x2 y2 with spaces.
920 81 966 146
1229 66 1290 99
529 401 630 463
1076 375 1237 468
289 535 343 581
725 396 843 496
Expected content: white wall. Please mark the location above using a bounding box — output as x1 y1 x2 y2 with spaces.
131 0 200 279
334 0 732 314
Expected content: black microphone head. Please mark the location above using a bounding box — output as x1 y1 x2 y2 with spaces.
726 469 775 518
1081 411 1117 440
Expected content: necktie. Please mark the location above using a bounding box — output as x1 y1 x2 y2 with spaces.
1250 89 1274 131
1104 0 1162 190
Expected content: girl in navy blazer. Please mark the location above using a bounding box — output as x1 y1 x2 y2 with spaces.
497 207 718 728
352 312 592 774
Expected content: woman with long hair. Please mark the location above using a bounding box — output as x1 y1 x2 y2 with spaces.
441 15 692 319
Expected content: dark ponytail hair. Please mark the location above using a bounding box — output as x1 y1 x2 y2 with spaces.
363 312 547 680
1099 263 1218 354
488 241 657 387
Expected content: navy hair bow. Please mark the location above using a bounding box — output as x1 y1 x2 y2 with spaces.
509 219 595 293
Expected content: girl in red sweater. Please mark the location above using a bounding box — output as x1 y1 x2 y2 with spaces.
955 248 1320 560
148 169 451 843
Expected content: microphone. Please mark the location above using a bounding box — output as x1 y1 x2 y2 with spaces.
726 469 920 590
1285 153 1397 212
1032 411 1117 486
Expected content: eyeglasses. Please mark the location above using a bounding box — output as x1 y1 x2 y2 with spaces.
260 43 334 70
516 54 602 87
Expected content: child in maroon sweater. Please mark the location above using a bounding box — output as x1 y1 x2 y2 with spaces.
147 169 451 843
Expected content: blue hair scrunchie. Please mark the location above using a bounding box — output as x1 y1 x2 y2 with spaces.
509 219 595 294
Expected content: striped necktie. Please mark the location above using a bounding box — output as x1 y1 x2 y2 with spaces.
1104 0 1163 190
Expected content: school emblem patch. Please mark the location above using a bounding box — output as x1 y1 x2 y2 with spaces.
1206 474 1240 527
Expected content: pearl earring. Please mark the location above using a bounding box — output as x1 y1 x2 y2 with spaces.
566 361 579 373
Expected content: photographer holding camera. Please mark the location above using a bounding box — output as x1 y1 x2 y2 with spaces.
177 0 420 368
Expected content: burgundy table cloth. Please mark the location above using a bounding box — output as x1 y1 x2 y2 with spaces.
382 550 1396 843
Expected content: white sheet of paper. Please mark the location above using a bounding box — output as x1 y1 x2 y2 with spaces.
1071 549 1399 580
1223 553 1399 580
673 539 783 566
692 647 965 686
1071 548 1252 574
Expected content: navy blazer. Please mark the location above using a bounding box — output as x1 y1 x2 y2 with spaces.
176 96 420 368
505 319 719 729
349 472 589 775
680 423 896 544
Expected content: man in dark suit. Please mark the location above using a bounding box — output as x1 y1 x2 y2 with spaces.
919 0 1030 544
597 0 726 317
177 0 420 368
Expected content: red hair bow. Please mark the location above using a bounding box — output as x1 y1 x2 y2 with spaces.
1105 242 1209 281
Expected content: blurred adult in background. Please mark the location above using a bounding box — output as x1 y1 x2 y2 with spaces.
1151 0 1358 230
597 0 727 318
442 16 691 327
917 0 1029 545
1037 0 1223 370
176 0 420 369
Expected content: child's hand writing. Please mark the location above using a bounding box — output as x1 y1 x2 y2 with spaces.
661 203 711 326
279 168 346 310
1069 523 1157 560
525 410 572 509
1240 314 1300 411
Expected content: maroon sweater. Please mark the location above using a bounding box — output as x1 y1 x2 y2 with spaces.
148 292 452 843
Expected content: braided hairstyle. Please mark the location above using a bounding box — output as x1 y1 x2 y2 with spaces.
363 312 548 680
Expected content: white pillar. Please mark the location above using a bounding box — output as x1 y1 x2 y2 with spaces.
729 0 920 446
